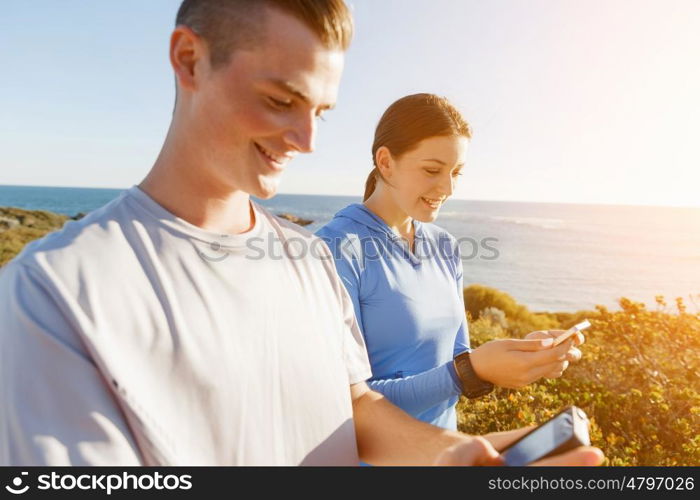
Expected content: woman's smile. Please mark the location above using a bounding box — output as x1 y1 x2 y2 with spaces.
420 196 444 209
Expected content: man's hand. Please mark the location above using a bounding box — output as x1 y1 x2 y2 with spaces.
434 427 532 466
433 436 503 466
350 383 604 466
435 426 603 466
531 447 603 466
483 426 535 450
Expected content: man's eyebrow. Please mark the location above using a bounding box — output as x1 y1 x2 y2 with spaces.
269 79 335 111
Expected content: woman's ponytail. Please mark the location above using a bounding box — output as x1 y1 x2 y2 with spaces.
363 168 379 201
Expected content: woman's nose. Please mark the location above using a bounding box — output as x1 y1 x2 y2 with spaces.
439 173 455 197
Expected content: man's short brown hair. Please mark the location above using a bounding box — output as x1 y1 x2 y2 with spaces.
175 0 353 68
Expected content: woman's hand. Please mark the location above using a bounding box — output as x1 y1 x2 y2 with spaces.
469 336 575 389
525 329 584 367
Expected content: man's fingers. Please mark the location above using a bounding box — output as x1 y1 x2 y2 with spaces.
530 446 604 466
434 437 503 466
484 426 536 451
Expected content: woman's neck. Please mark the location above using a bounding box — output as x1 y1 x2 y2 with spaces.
363 189 414 241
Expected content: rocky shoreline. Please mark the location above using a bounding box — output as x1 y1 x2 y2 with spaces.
276 212 313 227
0 207 70 267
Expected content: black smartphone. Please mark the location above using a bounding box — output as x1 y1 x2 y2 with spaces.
500 406 591 466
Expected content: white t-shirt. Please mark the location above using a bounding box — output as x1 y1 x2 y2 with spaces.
0 186 372 465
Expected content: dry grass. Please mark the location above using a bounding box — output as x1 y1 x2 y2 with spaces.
0 207 68 266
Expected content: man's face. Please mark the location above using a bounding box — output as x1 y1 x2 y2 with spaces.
187 8 344 199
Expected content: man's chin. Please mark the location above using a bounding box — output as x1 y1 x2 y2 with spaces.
250 177 280 200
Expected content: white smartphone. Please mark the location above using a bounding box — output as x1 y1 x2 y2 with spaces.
552 319 591 347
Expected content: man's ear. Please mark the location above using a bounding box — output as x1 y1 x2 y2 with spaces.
375 146 394 180
170 25 206 93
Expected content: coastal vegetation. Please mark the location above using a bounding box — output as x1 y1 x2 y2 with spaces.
2 207 698 465
0 207 69 267
460 284 700 466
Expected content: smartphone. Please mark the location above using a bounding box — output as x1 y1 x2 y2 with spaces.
552 319 591 347
500 406 591 466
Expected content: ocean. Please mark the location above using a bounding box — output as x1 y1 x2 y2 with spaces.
1 184 699 313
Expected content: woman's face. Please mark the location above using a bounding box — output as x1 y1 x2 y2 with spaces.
380 135 468 222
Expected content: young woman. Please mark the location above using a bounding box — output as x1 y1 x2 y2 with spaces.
316 94 583 430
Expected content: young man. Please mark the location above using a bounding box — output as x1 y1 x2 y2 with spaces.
0 0 602 466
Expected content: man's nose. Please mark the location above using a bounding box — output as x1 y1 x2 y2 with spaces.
284 113 316 153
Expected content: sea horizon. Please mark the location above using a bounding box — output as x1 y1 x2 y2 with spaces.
1 183 698 211
1 184 699 314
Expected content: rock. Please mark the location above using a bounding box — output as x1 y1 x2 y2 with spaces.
0 216 20 232
276 213 313 227
0 207 68 232
0 207 69 266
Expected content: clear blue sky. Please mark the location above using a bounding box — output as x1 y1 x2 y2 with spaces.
2 1 699 206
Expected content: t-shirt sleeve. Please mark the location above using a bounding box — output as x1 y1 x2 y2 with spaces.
0 262 142 465
337 274 373 385
316 229 372 385
332 250 366 337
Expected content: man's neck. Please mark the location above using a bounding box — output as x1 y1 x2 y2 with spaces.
139 133 255 235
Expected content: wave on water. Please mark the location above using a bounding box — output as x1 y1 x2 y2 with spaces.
487 215 565 230
439 211 565 230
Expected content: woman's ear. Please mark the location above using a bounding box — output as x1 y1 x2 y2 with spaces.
375 146 394 180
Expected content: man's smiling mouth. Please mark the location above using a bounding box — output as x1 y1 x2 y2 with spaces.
254 142 295 171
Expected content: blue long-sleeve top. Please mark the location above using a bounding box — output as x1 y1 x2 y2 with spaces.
316 203 470 430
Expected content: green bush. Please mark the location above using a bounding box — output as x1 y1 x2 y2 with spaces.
464 284 560 336
459 292 700 466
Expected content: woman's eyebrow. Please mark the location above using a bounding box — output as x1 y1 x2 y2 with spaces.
422 158 465 167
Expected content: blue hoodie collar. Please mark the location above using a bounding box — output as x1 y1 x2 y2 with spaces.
333 203 426 265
